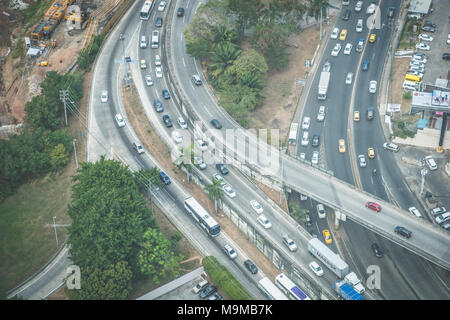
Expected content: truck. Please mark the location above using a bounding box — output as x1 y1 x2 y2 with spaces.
308 238 349 277
333 280 364 300
317 71 330 100
344 272 365 294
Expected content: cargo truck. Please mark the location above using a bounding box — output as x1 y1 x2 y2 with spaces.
333 280 364 300
318 71 330 100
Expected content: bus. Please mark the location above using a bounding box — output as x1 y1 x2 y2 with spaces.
288 123 299 145
274 273 311 300
140 0 155 20
258 277 288 300
184 197 221 237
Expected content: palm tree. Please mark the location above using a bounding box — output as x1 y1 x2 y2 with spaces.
214 25 237 44
239 73 264 90
261 2 282 24
205 179 224 213
308 0 329 21
209 42 242 79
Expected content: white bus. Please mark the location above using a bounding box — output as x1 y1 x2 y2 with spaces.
140 0 155 20
258 277 288 300
275 273 311 300
288 123 299 145
184 197 221 237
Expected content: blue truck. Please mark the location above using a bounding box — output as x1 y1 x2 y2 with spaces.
333 280 364 300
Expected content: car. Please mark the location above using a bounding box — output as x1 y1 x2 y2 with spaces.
177 116 188 129
338 139 346 153
159 171 171 185
244 259 258 274
358 154 367 167
443 53 450 60
411 55 427 63
361 60 369 71
311 151 319 165
207 292 222 300
367 107 375 120
409 64 425 73
145 74 153 86
155 54 161 66
343 43 352 55
430 207 447 216
418 34 433 42
312 134 320 147
322 229 332 244
300 194 308 201
216 163 229 175
162 89 170 99
309 261 324 276
171 130 183 143
250 200 263 214
222 184 236 198
153 99 163 112
387 7 395 18
408 206 422 218
100 90 108 103
436 213 450 224
317 203 326 219
366 3 376 14
155 66 163 78
413 51 427 58
132 142 144 154
193 156 206 169
223 244 237 259
323 60 331 72
346 72 353 84
416 42 430 50
330 27 339 39
356 19 363 32
195 139 207 151
331 43 342 56
442 223 450 231
410 60 425 68
199 285 217 299
157 1 166 11
305 213 313 227
368 147 375 159
342 9 351 21
424 20 436 28
301 116 310 130
192 279 209 294
177 7 185 17
353 110 360 121
406 70 423 79
371 243 383 258
356 38 364 52
301 131 309 146
447 34 450 45
369 33 376 43
366 201 381 212
162 114 173 127
383 142 399 152
394 226 412 238
342 0 349 5
339 29 347 41
421 25 435 32
155 17 163 27
257 214 272 229
282 234 298 252
140 59 147 69
300 153 306 160
213 173 225 185
115 114 125 127
369 80 377 93
354 1 363 12
423 155 437 170
317 106 326 121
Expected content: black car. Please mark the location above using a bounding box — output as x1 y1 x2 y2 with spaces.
305 213 313 227
312 134 320 147
421 25 435 32
424 20 436 28
207 292 222 300
342 9 351 21
210 119 222 129
199 285 217 299
162 114 173 127
177 7 185 17
244 259 258 274
162 89 170 99
155 17 163 27
387 7 395 18
154 99 163 112
394 226 412 238
367 107 375 120
216 163 229 175
371 243 383 258
443 53 450 61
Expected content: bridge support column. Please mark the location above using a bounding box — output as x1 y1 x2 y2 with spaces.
334 214 340 229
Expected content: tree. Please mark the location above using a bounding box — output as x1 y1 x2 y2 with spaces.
205 179 224 213
214 25 237 44
49 143 69 171
308 0 329 21
228 0 264 38
134 167 162 190
209 42 242 79
225 48 268 86
24 95 61 131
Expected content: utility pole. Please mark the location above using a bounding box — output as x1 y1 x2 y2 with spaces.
420 168 428 195
59 90 69 126
53 216 59 248
319 8 323 40
73 139 78 169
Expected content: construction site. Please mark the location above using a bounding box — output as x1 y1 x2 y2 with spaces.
0 0 126 131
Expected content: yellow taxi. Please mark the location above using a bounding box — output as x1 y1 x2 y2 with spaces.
323 229 333 244
369 33 376 43
339 29 348 41
338 139 346 153
368 147 375 159
353 110 360 121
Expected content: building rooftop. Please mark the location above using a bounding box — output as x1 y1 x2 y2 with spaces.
408 0 432 15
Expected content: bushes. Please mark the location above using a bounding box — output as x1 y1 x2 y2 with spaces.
77 34 105 71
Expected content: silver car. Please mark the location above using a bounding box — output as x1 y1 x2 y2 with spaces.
282 234 297 252
358 154 367 167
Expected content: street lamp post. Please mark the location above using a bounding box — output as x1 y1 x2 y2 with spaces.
53 216 59 248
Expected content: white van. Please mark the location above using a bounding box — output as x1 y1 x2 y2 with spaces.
424 156 437 170
140 35 147 48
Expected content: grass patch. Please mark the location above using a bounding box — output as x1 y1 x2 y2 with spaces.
23 0 54 29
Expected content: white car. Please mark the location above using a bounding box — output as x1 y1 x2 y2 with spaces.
331 43 341 56
309 261 324 276
193 156 206 169
317 106 325 121
155 54 161 66
317 204 326 219
343 43 353 55
408 206 422 218
282 234 297 252
155 66 163 78
195 139 207 151
223 244 237 259
418 34 433 42
100 90 108 103
115 114 125 127
415 42 430 50
366 3 376 14
250 200 263 214
222 184 236 198
171 130 183 143
300 152 306 159
356 19 363 32
383 142 399 152
358 154 367 167
145 74 153 86
355 1 363 12
411 55 427 64
330 27 339 39
301 131 309 146
447 33 450 45
158 1 166 11
257 214 272 229
346 72 353 84
302 116 311 130
410 61 425 68
311 151 319 165
177 116 188 129
369 80 377 93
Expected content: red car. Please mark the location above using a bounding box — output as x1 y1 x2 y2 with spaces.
366 202 381 212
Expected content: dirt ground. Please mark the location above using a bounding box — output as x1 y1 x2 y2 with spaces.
390 57 413 114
